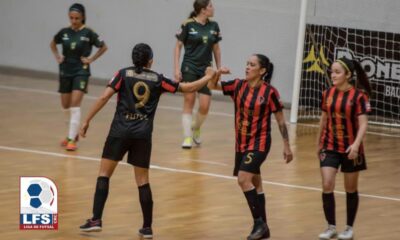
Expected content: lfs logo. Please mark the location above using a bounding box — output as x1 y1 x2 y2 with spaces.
20 177 58 230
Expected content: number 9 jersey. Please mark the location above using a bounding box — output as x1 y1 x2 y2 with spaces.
107 67 179 139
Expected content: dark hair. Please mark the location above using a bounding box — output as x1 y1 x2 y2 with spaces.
131 43 153 74
336 57 371 95
255 54 274 83
189 0 210 18
69 3 86 24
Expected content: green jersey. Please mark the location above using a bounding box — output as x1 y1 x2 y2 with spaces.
176 18 222 75
54 26 104 77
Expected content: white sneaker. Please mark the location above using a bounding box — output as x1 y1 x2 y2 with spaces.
192 128 201 145
181 137 192 149
319 225 337 240
338 226 353 240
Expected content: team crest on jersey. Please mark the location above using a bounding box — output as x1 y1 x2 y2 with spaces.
70 42 76 50
258 96 265 104
202 36 208 44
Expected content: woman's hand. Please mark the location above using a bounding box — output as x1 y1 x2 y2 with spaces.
174 69 182 82
346 144 359 160
81 57 93 65
80 121 90 138
56 55 64 64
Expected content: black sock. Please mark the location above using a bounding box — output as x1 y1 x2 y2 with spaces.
346 191 359 227
244 188 262 220
257 192 267 224
322 192 336 225
138 183 153 228
92 176 110 220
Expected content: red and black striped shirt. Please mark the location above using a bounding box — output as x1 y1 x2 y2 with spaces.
221 79 283 153
320 86 371 153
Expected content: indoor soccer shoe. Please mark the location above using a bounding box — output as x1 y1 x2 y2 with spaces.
66 140 77 151
260 227 271 239
247 218 267 240
80 219 102 232
319 225 337 239
60 135 79 147
181 137 192 149
338 226 354 240
192 128 202 145
138 227 153 239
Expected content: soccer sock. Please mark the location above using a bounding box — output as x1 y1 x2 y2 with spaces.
244 188 262 220
182 113 192 138
322 192 336 226
63 108 70 126
138 183 153 228
92 176 109 220
257 192 267 224
346 191 359 227
192 112 207 130
68 107 81 140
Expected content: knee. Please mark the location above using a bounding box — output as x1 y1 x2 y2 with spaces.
135 174 149 186
237 176 252 189
198 105 209 115
322 181 335 192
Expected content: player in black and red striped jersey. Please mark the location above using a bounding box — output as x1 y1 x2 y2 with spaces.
317 57 372 240
208 54 293 240
78 43 215 237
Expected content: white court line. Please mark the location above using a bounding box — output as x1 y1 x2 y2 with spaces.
0 84 398 138
1 145 399 202
177 157 229 166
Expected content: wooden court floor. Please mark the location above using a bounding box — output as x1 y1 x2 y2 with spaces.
0 73 399 240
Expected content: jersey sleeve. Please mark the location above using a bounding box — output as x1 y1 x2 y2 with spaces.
213 22 222 44
161 75 179 94
175 21 189 43
89 29 105 48
356 92 371 115
107 70 123 91
221 79 239 97
269 87 284 113
53 29 64 44
321 90 328 112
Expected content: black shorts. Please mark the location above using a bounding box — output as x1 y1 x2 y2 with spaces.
59 75 89 93
319 149 367 173
182 72 211 96
101 136 152 168
233 151 268 176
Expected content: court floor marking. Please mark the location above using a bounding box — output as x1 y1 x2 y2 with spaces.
1 145 399 203
0 84 398 138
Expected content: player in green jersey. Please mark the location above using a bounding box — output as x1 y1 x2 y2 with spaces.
174 0 222 149
50 3 107 151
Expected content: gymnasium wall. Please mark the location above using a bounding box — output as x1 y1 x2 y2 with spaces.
0 0 399 104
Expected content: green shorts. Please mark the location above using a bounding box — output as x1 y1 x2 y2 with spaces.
58 75 89 93
181 72 211 96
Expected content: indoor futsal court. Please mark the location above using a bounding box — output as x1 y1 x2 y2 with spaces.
1 0 400 240
0 73 399 239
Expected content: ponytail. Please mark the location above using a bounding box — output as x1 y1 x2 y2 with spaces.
255 54 274 83
131 43 153 74
189 0 210 18
189 11 197 18
353 60 371 96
